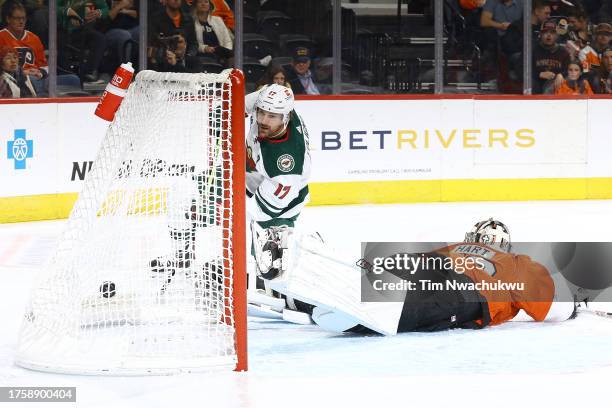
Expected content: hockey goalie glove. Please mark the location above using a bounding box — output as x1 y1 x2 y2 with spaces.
251 222 291 280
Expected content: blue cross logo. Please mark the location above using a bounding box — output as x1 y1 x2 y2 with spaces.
7 129 33 170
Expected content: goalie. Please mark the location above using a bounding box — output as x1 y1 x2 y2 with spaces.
265 218 580 335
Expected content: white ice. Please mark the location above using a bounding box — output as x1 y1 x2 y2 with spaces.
1 200 612 408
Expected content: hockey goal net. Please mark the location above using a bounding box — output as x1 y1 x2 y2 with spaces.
16 70 247 374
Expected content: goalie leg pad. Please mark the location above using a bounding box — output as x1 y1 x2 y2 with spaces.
251 222 292 280
312 307 360 332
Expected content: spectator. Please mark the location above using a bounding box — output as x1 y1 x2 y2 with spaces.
555 59 594 94
567 7 592 48
184 0 234 30
0 45 35 97
532 0 552 38
191 0 232 66
593 46 612 92
481 0 524 36
533 19 570 93
0 1 45 79
58 0 109 84
564 12 612 91
500 0 551 69
565 9 602 78
105 0 139 64
479 0 524 62
0 45 18 97
285 46 320 95
210 0 234 32
0 1 79 95
155 29 189 72
148 0 197 71
256 64 291 89
593 22 612 52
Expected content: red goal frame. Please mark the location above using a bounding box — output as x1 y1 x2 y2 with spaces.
228 69 247 372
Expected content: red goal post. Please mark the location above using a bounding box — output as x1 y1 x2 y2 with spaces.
228 69 247 372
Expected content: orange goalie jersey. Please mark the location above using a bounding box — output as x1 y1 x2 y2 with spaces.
436 242 555 327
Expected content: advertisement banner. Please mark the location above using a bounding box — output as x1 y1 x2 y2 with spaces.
0 97 611 216
57 103 109 193
297 99 594 183
0 104 58 197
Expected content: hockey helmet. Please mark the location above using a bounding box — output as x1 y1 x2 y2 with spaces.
255 84 294 127
464 218 511 252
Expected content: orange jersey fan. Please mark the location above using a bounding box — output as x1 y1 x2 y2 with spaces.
0 29 48 72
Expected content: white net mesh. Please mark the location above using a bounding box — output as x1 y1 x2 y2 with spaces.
16 70 242 374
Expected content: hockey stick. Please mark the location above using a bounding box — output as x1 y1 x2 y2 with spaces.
579 308 612 319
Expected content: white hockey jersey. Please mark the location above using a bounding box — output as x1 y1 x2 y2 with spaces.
244 91 311 223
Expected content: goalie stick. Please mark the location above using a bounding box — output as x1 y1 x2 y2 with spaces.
583 309 612 319
577 306 612 319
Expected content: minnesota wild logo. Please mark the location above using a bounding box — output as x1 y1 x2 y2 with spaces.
277 154 295 172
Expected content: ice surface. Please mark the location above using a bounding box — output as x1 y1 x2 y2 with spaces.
1 201 612 407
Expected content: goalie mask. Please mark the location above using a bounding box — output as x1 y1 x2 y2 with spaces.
464 218 511 252
255 84 294 130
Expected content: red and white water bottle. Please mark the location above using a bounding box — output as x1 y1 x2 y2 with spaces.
95 62 134 122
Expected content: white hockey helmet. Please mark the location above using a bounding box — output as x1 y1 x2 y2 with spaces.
464 218 511 252
255 84 294 127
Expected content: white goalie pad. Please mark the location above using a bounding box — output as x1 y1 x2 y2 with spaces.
248 289 286 312
266 231 404 335
250 222 292 279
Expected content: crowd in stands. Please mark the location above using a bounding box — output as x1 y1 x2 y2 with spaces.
0 0 610 98
460 0 611 93
0 0 332 98
147 0 234 73
146 0 328 94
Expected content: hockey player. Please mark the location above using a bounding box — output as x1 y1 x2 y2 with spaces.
149 83 311 298
266 218 577 334
239 83 317 321
244 84 311 280
384 218 574 332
